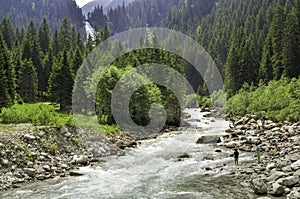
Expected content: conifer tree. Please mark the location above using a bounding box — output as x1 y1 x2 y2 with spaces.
0 32 15 108
259 34 274 83
282 8 300 78
1 18 15 50
48 50 74 112
17 59 38 102
38 17 50 54
270 6 285 80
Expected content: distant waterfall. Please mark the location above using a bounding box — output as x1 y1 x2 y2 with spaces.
85 21 95 41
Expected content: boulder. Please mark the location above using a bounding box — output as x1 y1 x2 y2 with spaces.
196 135 221 144
176 153 191 159
280 176 299 187
271 182 284 196
291 160 300 171
287 188 300 199
266 171 287 182
252 178 268 195
293 169 300 177
69 170 84 176
23 168 35 177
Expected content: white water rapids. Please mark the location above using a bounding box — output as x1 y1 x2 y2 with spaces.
0 109 258 199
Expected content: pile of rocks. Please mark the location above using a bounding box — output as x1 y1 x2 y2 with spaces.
0 125 138 192
221 115 300 198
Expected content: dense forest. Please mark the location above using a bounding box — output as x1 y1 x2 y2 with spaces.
0 0 85 33
0 0 299 127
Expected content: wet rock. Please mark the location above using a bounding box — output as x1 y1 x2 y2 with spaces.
196 135 221 144
69 170 84 176
177 153 191 159
271 182 284 196
23 168 35 177
252 178 267 195
225 128 234 133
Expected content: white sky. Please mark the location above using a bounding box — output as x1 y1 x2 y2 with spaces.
75 0 94 8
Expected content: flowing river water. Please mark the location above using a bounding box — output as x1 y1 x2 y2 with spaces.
1 109 258 199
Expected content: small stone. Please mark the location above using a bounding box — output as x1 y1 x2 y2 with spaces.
24 134 36 140
1 159 9 166
43 165 51 172
266 163 276 171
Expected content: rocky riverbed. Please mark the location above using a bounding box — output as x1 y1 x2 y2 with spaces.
0 124 137 192
219 115 300 198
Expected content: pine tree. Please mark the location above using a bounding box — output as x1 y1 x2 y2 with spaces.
259 33 274 83
59 18 72 50
225 28 244 96
1 17 15 50
38 17 50 54
48 50 74 112
0 32 15 108
270 6 285 80
17 59 38 102
282 8 300 78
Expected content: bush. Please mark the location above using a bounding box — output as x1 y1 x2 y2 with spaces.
0 103 75 127
227 78 300 122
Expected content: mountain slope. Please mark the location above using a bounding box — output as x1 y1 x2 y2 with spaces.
82 0 134 17
0 0 85 32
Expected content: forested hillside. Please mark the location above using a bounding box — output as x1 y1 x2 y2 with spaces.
0 0 299 125
0 0 85 32
86 0 300 121
0 17 92 112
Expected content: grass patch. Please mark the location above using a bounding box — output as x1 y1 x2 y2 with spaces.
0 103 75 127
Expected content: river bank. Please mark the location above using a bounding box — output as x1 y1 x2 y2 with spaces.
1 111 299 198
219 115 300 198
0 124 137 192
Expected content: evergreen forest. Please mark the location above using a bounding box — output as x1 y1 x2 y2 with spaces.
0 0 299 129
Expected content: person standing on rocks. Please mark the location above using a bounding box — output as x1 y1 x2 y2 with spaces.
256 143 260 163
233 148 239 165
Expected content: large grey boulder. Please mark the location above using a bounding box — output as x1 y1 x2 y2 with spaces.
252 178 268 195
23 168 35 177
266 171 287 182
196 135 221 144
279 176 299 187
291 160 300 171
287 187 300 199
271 182 284 196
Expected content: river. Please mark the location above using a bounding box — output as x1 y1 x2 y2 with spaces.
0 109 257 199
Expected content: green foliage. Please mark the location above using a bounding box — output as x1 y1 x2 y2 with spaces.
196 95 211 108
227 78 300 121
0 103 74 127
